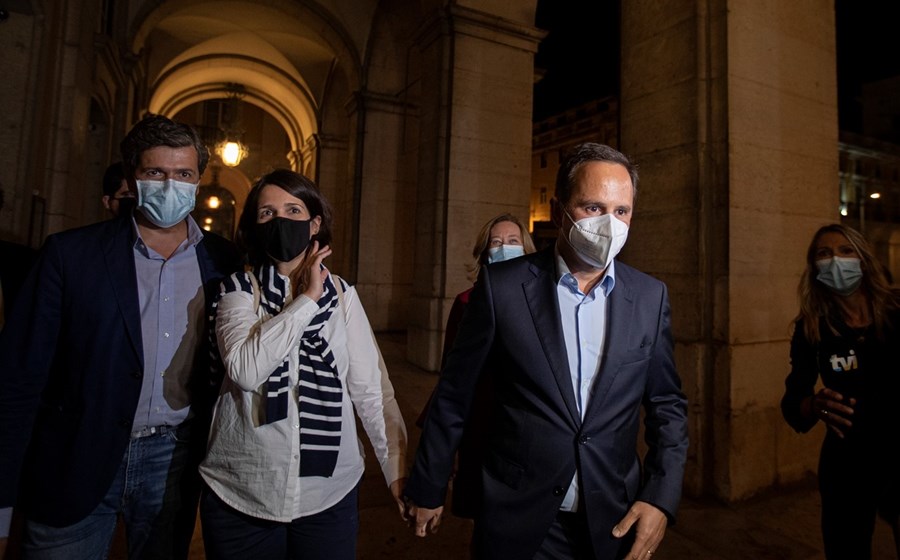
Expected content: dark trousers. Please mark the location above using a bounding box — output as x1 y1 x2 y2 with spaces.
200 481 360 560
818 437 898 560
531 510 596 560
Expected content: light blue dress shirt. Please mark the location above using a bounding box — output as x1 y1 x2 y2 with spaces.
131 216 204 432
555 250 616 512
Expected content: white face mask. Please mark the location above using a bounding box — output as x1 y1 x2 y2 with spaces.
135 179 198 228
816 256 863 296
487 244 525 264
563 210 629 270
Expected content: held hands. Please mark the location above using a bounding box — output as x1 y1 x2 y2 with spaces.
612 500 668 560
290 241 333 300
404 499 444 537
810 388 855 438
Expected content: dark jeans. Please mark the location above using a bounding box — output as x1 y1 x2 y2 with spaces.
200 480 360 560
23 422 199 560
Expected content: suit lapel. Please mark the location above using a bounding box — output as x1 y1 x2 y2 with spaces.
524 253 581 429
583 269 635 424
103 218 143 366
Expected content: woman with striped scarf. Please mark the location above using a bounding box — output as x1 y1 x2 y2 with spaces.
199 169 407 559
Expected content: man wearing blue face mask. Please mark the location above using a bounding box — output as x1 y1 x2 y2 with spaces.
0 114 241 559
405 143 689 560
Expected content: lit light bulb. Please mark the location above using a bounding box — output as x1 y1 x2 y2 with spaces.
219 141 245 167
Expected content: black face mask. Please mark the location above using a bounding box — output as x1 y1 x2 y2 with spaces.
115 196 137 217
256 217 312 262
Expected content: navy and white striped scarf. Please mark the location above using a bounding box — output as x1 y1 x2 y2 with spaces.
215 265 345 478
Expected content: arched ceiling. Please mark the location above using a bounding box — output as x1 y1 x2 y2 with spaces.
131 0 376 153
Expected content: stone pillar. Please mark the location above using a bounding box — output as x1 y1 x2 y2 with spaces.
350 91 418 330
620 0 837 501
406 5 545 371
313 132 352 282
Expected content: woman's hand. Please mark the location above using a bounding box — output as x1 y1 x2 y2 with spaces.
810 388 856 438
390 477 408 521
290 241 332 300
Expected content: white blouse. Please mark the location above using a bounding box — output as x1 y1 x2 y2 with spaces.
199 269 407 521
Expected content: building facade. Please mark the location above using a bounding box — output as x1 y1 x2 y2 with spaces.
0 0 844 502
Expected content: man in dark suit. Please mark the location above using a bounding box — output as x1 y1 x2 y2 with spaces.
0 114 241 558
405 143 689 560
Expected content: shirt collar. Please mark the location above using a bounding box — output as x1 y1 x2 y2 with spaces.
554 243 616 297
130 214 204 256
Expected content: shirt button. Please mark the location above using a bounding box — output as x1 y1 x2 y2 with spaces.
163 332 170 338
579 435 590 445
164 296 170 302
553 486 565 496
294 424 300 429
160 370 165 377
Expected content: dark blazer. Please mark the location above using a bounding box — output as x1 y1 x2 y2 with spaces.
405 248 689 559
0 215 240 527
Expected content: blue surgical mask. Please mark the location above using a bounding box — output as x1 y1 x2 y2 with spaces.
815 256 863 296
135 179 198 228
487 244 525 264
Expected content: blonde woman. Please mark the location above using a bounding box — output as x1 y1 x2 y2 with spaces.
782 223 900 559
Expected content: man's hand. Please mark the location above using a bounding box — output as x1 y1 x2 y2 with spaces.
389 478 408 521
405 500 444 537
612 500 668 560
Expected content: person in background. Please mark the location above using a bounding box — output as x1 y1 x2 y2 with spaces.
405 143 689 560
0 188 37 333
0 113 241 559
101 161 136 218
442 213 537 377
199 168 407 560
417 212 536 520
782 223 900 560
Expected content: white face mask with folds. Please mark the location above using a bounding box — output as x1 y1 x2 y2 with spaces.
563 209 629 270
135 178 198 228
815 256 863 296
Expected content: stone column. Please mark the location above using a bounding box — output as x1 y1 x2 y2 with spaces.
406 5 545 371
349 91 418 330
620 0 838 500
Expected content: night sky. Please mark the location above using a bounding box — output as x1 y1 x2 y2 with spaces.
835 0 900 136
534 2 900 142
532 1 618 122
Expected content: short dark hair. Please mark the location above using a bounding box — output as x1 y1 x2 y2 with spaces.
236 169 333 267
102 162 126 197
120 114 209 177
554 143 638 204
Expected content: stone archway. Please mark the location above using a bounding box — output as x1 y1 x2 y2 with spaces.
125 0 367 276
